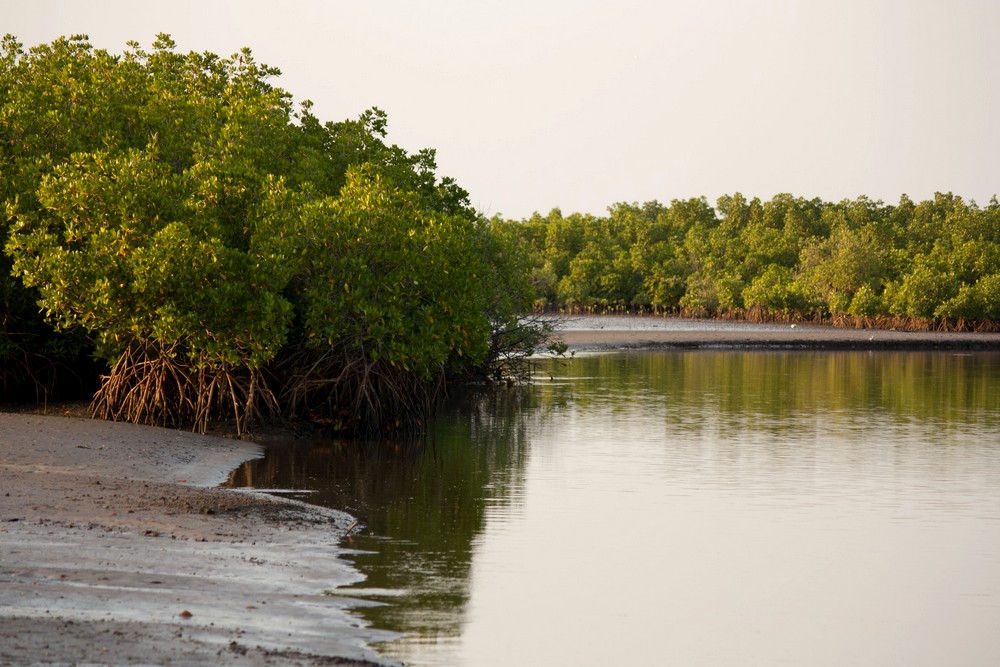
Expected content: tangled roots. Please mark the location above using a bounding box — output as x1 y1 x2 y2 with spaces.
276 344 443 435
91 343 278 436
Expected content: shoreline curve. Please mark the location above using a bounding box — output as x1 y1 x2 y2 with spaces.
0 412 396 666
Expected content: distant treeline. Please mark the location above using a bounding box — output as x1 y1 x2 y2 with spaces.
495 192 1000 329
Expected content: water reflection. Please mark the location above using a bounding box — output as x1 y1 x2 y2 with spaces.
229 351 1000 666
227 388 534 656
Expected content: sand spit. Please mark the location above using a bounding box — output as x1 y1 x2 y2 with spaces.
550 317 1000 351
0 413 397 666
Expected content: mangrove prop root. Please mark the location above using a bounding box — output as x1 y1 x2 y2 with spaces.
276 344 443 434
90 343 278 436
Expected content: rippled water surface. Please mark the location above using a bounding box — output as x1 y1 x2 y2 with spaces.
230 350 1000 666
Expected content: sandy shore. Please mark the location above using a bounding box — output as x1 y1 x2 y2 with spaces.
549 317 1000 351
0 412 396 666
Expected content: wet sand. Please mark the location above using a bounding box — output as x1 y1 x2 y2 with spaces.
550 317 1000 351
0 412 396 666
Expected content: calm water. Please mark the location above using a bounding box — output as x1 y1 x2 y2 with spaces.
229 350 1000 666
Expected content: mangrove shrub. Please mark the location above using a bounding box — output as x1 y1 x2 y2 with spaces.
2 34 539 432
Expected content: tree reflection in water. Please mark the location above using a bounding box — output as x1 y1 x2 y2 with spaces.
226 386 535 647
227 350 1000 664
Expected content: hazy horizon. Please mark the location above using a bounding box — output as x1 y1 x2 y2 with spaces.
5 0 998 218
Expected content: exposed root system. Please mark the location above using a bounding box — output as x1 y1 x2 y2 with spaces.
90 342 278 436
276 343 443 435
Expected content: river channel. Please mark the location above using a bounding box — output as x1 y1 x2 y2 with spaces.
228 349 1000 666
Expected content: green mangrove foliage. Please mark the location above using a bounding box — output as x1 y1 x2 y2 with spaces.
278 165 522 430
1 34 538 432
500 193 1000 328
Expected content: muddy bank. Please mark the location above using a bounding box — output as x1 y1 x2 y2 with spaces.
0 413 396 666
549 316 1000 351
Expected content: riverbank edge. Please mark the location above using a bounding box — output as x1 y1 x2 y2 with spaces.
549 318 1000 352
3 324 998 665
0 412 398 666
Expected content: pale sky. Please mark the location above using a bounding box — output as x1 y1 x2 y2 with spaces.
5 0 999 218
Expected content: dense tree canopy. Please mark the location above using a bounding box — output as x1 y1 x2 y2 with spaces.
499 192 1000 329
1 34 538 432
4 34 997 434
